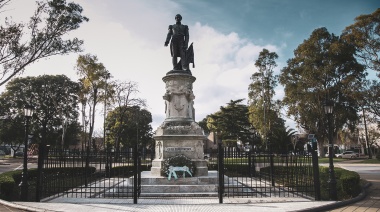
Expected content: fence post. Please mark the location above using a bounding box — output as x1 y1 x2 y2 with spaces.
248 150 252 177
218 138 224 203
133 143 138 204
269 141 275 187
312 146 321 200
35 144 45 202
85 145 90 187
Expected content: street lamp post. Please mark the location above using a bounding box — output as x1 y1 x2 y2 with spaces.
20 104 35 201
324 100 337 201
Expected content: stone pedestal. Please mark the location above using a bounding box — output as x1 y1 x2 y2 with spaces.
151 70 208 176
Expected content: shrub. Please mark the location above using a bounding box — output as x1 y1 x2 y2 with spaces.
0 167 97 201
0 172 17 201
319 166 361 200
376 151 380 161
110 165 151 177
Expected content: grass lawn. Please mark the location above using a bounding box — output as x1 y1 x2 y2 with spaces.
354 158 380 164
318 158 347 163
318 157 380 164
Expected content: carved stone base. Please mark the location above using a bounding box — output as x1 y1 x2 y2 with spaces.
151 121 207 177
151 135 208 176
152 69 207 177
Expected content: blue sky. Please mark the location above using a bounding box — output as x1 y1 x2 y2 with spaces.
3 0 379 134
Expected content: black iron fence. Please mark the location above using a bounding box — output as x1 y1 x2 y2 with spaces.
39 147 150 202
206 147 318 201
37 145 318 203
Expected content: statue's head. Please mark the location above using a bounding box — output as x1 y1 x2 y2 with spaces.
175 14 182 22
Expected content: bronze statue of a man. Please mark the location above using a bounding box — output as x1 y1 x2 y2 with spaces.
164 14 190 71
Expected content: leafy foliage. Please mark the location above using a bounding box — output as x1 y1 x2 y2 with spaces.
279 27 366 150
76 54 110 150
361 80 380 121
0 75 80 147
207 99 253 146
0 0 88 86
248 49 289 151
106 80 146 151
319 166 361 200
342 8 380 75
106 105 153 148
0 110 24 148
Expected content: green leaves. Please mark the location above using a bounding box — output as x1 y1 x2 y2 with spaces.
342 8 380 75
207 99 252 145
106 106 153 148
0 75 80 147
279 27 366 143
248 49 283 148
0 0 88 86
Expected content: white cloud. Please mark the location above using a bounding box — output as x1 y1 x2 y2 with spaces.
2 0 283 132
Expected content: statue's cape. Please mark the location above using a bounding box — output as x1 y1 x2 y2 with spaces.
186 43 195 68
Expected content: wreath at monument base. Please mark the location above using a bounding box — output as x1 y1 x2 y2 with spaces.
161 154 196 177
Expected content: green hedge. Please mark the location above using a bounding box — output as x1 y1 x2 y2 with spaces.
208 163 361 201
0 167 96 201
319 166 361 200
0 171 19 201
110 164 151 177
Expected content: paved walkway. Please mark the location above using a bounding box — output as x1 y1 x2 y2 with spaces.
0 183 372 212
1 159 379 211
8 197 337 212
328 163 380 212
0 202 28 212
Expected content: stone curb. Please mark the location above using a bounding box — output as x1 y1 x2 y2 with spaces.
1 183 371 212
0 199 45 212
294 182 372 212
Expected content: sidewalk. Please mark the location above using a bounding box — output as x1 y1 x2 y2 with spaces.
7 197 337 212
328 163 380 212
1 183 374 212
1 159 377 211
5 182 377 212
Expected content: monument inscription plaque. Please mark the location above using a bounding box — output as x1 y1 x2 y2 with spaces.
165 147 194 152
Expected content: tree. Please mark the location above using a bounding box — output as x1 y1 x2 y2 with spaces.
279 27 366 155
106 106 153 148
107 80 145 153
248 48 283 148
342 8 380 76
367 128 380 152
0 74 80 147
207 99 253 147
361 80 380 120
0 0 88 86
76 54 110 150
197 117 210 135
0 107 24 157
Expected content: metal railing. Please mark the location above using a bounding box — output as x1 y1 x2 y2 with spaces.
205 147 318 201
39 146 318 203
40 147 149 201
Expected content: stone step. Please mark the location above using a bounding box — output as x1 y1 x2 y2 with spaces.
103 191 218 198
140 192 218 197
141 184 218 193
140 176 219 185
137 170 219 185
114 184 218 193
